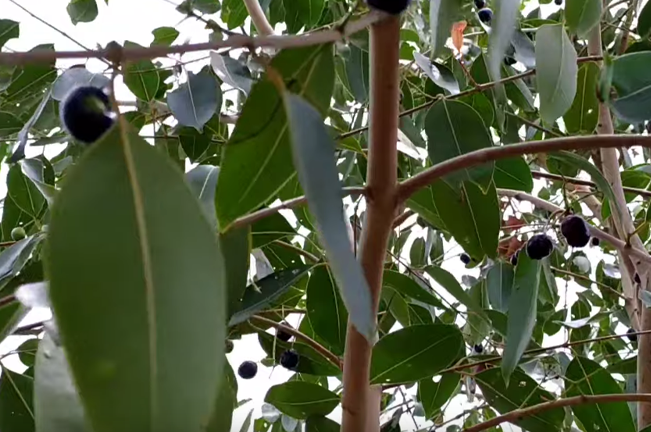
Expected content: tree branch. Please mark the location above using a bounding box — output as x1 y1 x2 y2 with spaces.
0 11 386 65
463 394 651 432
243 0 275 36
342 16 400 432
249 315 343 369
397 135 651 202
532 171 651 198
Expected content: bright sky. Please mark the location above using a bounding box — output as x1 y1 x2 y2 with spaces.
0 1 632 431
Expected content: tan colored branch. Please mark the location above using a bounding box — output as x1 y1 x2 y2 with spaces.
0 11 386 66
532 171 651 198
243 0 275 36
249 315 342 369
342 16 400 432
463 394 651 432
397 135 651 202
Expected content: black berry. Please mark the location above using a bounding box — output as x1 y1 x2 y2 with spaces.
60 86 114 144
478 8 493 23
627 328 638 343
554 0 562 5
473 344 483 353
591 237 600 246
10 227 26 241
474 0 486 9
366 0 411 15
526 234 553 260
510 250 520 266
276 323 292 342
460 253 471 265
504 56 517 66
237 361 258 379
560 215 591 248
280 349 300 370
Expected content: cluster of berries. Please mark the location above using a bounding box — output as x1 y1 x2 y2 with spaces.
474 0 493 24
235 324 301 380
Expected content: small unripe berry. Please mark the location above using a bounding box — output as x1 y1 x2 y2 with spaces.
526 234 553 260
561 215 591 248
10 227 26 241
280 349 300 370
237 361 258 379
478 8 493 23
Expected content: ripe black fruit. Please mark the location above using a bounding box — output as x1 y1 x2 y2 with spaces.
276 323 292 342
478 8 493 23
561 215 591 248
10 227 26 241
460 253 471 264
504 56 517 66
591 237 600 246
473 344 483 353
366 0 411 15
627 328 637 343
474 0 486 9
60 86 114 144
280 350 300 370
554 0 562 5
237 361 258 379
526 234 553 260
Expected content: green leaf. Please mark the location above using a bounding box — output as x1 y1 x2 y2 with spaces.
486 262 514 313
476 368 565 432
535 24 578 124
425 100 494 189
305 416 340 432
185 165 220 226
229 266 311 326
565 356 636 432
430 180 500 260
343 44 369 104
430 0 463 55
264 382 339 419
0 20 19 49
220 227 251 320
251 212 295 248
205 361 237 432
370 323 464 385
0 367 34 431
123 42 161 102
413 53 460 95
610 52 651 122
566 0 601 37
488 0 519 84
418 373 460 420
1 165 47 240
216 45 334 228
426 266 486 319
52 68 110 101
282 92 376 343
210 53 253 95
67 0 98 24
383 269 445 309
638 0 651 38
306 266 348 355
563 62 600 134
221 0 248 29
502 252 541 382
258 332 341 376
35 333 89 432
406 186 446 231
8 89 54 164
0 112 22 137
151 27 180 47
283 0 325 30
494 158 534 192
46 124 227 432
0 236 42 290
17 339 38 368
167 69 220 132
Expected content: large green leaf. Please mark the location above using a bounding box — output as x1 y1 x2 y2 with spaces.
610 52 651 122
46 124 227 432
425 100 494 189
425 266 486 319
486 262 514 313
122 42 161 102
205 361 237 432
370 323 464 385
35 333 89 432
535 24 578 124
306 266 348 355
282 91 376 343
383 269 445 310
502 252 541 382
264 382 339 419
67 0 98 24
215 45 334 229
430 180 500 260
430 0 463 55
476 368 565 432
494 157 534 192
0 367 34 432
283 0 325 30
565 357 636 432
0 20 19 50
305 416 340 432
566 0 601 37
563 62 600 134
639 0 651 38
342 44 369 104
418 373 460 420
488 0 520 85
167 69 220 132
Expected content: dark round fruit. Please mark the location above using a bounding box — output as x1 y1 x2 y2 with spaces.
474 0 486 9
526 234 553 260
225 339 234 353
10 227 26 241
560 215 591 248
280 349 300 370
478 8 493 23
276 324 292 342
237 360 258 379
473 344 483 353
366 0 411 15
504 56 517 66
554 0 562 5
460 253 471 265
60 85 114 144
627 328 638 343
591 237 600 246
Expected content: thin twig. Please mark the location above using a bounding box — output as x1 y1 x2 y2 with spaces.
532 171 651 198
272 240 321 263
